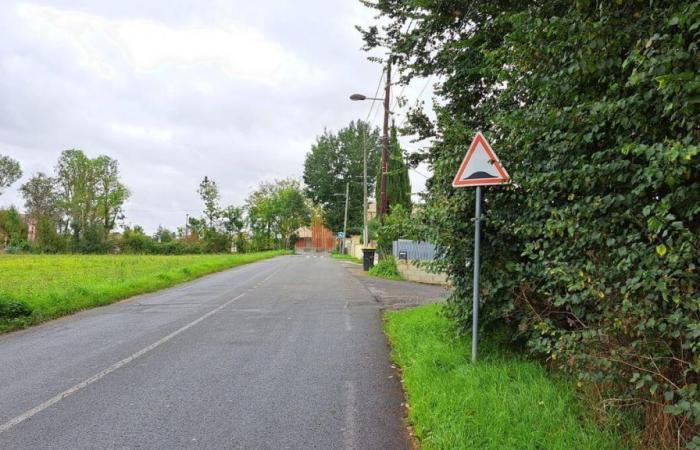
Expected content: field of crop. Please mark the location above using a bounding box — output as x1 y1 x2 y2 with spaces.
384 305 627 450
0 251 288 333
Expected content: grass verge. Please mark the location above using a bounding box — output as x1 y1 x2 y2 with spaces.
368 256 403 281
384 304 624 450
0 251 289 333
331 252 362 264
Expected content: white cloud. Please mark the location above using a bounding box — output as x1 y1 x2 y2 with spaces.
16 3 326 86
0 1 433 233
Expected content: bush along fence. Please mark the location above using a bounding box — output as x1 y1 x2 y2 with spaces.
363 1 700 446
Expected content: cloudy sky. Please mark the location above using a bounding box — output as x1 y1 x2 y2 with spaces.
0 0 432 233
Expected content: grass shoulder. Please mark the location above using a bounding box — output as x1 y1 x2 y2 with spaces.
384 304 625 450
0 250 290 333
330 252 362 264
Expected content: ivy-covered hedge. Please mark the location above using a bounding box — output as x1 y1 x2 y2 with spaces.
362 0 699 445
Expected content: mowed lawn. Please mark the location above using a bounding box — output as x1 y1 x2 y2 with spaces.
0 251 287 333
384 305 624 450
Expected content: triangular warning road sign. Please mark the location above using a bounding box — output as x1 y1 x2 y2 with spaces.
452 132 509 187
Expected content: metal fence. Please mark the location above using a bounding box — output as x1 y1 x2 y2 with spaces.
392 239 439 261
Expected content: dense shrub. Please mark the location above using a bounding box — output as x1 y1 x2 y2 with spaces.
363 0 699 445
375 204 422 255
369 256 403 281
0 299 32 319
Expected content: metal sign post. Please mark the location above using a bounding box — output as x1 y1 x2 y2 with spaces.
452 132 509 363
471 186 482 363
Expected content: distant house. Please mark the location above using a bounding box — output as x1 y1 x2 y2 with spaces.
295 219 335 253
367 201 377 221
24 215 37 242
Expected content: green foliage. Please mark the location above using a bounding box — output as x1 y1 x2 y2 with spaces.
303 120 381 231
198 176 221 229
368 256 403 280
0 155 22 195
364 0 700 441
375 203 421 255
0 251 289 333
384 305 626 449
121 225 207 254
376 124 412 214
330 251 362 264
0 206 27 247
55 149 129 250
0 299 32 320
246 178 311 250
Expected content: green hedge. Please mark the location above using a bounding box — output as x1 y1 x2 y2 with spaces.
363 0 699 445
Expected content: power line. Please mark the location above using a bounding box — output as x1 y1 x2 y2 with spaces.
365 69 385 123
411 168 429 178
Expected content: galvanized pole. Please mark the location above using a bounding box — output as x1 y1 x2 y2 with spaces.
343 182 349 254
471 186 482 363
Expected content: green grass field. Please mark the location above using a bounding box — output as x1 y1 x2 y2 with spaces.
0 251 288 333
384 304 623 450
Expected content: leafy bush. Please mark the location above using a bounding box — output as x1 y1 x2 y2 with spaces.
369 256 403 281
364 0 700 444
0 299 32 319
375 204 422 255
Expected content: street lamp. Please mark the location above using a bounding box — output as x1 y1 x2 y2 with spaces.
349 94 383 101
348 87 390 244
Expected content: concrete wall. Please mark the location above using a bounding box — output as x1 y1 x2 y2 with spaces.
396 260 449 286
344 235 377 261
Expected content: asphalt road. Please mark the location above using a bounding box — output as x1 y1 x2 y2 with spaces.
0 255 414 449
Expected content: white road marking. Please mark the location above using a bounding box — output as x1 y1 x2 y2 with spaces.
343 380 357 450
0 266 283 434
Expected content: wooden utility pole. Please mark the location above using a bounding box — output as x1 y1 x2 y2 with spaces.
379 59 391 224
362 126 368 245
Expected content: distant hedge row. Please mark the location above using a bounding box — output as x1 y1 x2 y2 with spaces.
363 0 699 446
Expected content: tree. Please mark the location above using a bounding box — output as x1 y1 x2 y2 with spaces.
93 156 129 239
55 149 129 249
376 124 411 214
153 226 175 243
361 0 700 443
20 173 62 248
0 155 22 195
197 176 220 229
0 206 26 245
20 173 60 219
246 179 311 250
303 120 381 232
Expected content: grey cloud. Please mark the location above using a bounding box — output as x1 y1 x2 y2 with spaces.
0 0 429 233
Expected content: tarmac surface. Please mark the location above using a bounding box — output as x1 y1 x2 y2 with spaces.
0 255 447 449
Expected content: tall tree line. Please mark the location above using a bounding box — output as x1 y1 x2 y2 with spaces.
361 0 700 444
303 120 381 233
2 149 129 252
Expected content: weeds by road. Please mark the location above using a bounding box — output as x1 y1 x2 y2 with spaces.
369 256 403 281
330 252 362 264
0 251 289 333
384 304 626 450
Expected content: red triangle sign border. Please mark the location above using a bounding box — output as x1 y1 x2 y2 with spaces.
452 132 510 188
